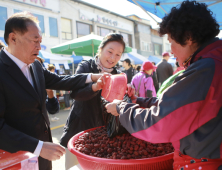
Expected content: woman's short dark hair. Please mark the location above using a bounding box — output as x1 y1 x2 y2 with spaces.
97 33 126 56
4 11 39 45
159 0 220 46
136 65 141 72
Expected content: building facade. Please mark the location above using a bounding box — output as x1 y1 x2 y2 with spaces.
128 15 170 60
0 0 135 53
60 0 135 48
0 0 170 67
0 0 61 52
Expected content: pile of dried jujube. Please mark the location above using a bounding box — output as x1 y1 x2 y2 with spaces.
74 127 174 159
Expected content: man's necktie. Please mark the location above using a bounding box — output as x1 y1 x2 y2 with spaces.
22 64 34 87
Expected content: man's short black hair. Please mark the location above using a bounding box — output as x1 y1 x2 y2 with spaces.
4 11 39 45
159 0 220 46
122 58 131 66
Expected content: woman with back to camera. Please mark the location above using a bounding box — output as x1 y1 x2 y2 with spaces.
60 33 125 170
106 1 222 169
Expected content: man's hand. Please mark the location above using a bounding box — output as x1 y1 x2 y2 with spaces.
91 73 111 82
105 99 121 116
40 142 66 161
60 90 63 97
126 84 137 103
126 84 135 97
92 73 111 91
46 89 54 98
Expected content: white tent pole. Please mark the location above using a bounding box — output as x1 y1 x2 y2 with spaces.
92 43 94 58
72 51 75 75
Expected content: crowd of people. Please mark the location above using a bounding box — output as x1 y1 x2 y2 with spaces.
0 1 222 170
121 51 179 98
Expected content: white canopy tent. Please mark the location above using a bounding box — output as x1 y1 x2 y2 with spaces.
38 50 74 74
121 49 148 65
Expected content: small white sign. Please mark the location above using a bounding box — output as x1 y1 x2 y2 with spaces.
64 63 70 70
54 63 60 70
43 62 49 68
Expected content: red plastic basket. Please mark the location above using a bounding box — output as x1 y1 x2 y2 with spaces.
68 127 174 170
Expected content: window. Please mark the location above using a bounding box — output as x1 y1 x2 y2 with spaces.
97 27 114 37
149 43 152 52
14 9 22 13
154 43 162 56
120 32 132 47
33 13 45 33
141 41 147 51
141 41 152 52
76 22 92 38
61 18 72 40
0 6 7 31
14 10 45 34
49 17 58 37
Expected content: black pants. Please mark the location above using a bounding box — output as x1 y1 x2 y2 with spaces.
64 94 70 108
39 156 52 170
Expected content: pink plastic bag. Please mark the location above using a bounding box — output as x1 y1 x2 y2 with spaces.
101 73 127 102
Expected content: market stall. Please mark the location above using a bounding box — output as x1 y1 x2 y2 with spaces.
67 74 174 170
50 33 132 57
38 50 74 74
121 52 148 65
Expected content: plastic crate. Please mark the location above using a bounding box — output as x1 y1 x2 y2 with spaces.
0 150 38 170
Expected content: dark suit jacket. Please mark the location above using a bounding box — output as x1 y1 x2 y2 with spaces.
156 59 173 85
0 50 87 170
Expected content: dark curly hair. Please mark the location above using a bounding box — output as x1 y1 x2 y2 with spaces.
159 0 220 46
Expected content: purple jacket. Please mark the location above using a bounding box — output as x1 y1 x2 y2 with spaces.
131 71 156 97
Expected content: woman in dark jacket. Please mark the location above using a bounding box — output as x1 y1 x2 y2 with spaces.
60 33 126 170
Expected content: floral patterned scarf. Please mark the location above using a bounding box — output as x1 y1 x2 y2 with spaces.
95 56 113 73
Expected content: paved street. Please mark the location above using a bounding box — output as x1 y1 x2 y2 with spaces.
50 109 70 170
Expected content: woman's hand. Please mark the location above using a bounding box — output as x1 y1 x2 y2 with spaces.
105 99 121 116
92 73 111 92
126 84 137 103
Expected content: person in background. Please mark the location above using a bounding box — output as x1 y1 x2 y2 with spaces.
136 65 141 73
122 58 136 83
60 33 125 170
151 62 159 93
156 52 173 86
173 61 185 74
106 1 222 169
46 64 60 121
131 61 157 97
0 41 6 50
60 74 71 111
47 64 57 97
0 11 106 170
156 69 185 97
35 57 60 121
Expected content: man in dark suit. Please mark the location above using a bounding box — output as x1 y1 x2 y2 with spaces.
0 12 103 170
156 52 174 86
